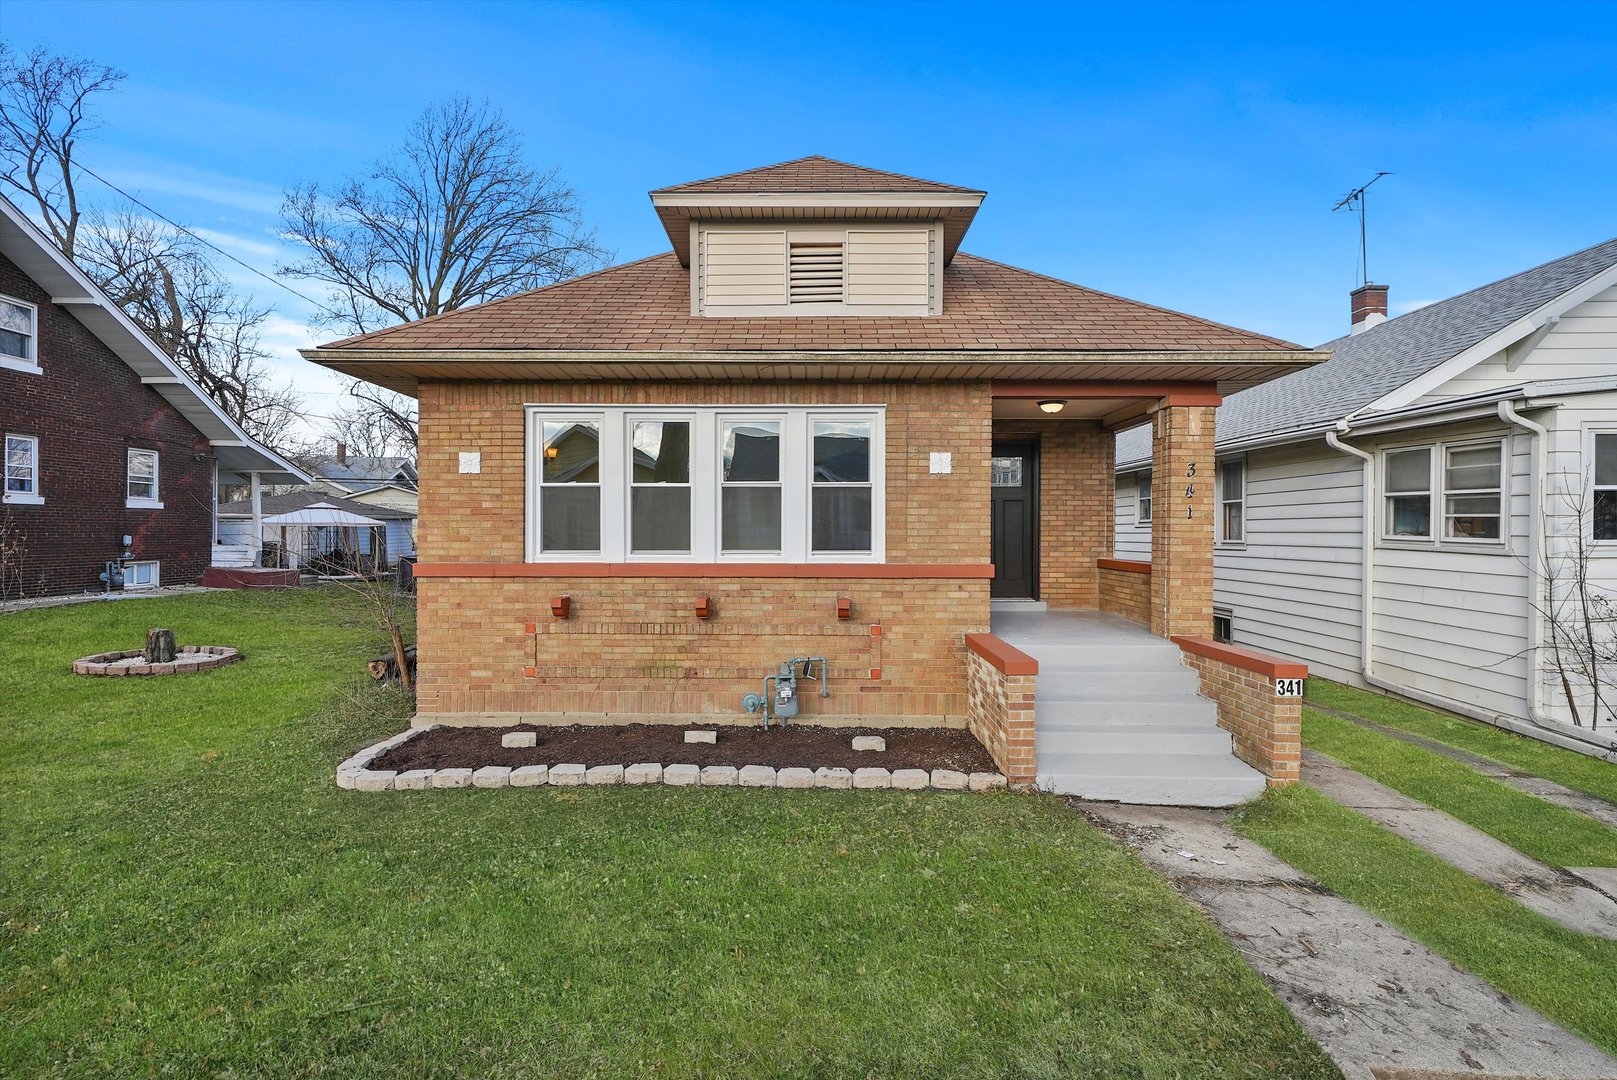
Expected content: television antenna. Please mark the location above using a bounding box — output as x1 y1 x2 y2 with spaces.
1333 172 1391 286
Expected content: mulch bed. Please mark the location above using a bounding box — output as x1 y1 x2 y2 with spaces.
372 723 996 774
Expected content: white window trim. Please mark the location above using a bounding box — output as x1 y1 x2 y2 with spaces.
0 293 39 373
126 447 163 509
524 405 886 563
1136 471 1152 525
3 433 42 504
1378 437 1509 550
123 560 160 590
1216 458 1246 547
1590 427 1617 548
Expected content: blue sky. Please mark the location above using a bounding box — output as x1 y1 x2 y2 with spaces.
5 0 1616 423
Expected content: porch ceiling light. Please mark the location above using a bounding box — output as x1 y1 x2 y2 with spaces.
1037 399 1067 414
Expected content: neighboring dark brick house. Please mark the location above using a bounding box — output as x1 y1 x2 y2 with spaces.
0 198 306 599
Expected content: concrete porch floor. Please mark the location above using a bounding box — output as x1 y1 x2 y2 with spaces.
990 609 1266 806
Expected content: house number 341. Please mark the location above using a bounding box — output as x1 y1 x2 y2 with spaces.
1184 461 1198 519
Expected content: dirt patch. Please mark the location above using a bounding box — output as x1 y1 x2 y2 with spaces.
373 723 996 774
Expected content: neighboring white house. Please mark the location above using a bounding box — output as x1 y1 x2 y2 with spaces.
216 488 417 566
1117 236 1617 754
301 444 418 544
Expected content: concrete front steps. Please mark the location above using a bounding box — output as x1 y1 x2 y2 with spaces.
992 609 1267 807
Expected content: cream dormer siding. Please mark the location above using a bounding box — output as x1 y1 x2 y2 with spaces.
695 221 940 317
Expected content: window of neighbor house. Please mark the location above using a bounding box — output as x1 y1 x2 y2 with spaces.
1595 433 1617 541
0 295 36 369
126 448 160 507
1383 448 1432 538
1443 442 1504 541
1137 472 1152 524
1212 608 1234 644
5 434 40 502
1218 460 1245 543
527 407 884 562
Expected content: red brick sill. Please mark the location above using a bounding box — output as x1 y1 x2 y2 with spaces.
1172 636 1308 680
413 562 996 580
1097 558 1151 574
965 633 1039 676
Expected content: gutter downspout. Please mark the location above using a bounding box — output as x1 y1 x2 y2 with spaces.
1498 399 1551 728
1324 424 1376 685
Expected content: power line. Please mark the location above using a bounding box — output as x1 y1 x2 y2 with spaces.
68 158 349 322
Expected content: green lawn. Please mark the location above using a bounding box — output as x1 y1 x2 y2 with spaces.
0 590 1336 1078
1305 679 1617 805
1302 707 1617 868
1234 786 1617 1056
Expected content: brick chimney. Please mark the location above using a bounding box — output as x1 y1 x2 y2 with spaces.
335 441 347 465
1350 283 1389 335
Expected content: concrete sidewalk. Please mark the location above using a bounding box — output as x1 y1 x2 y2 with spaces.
1081 801 1617 1080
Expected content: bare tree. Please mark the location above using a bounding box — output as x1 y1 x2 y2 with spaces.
1537 474 1617 730
280 96 607 449
323 392 418 459
0 47 304 450
0 44 124 258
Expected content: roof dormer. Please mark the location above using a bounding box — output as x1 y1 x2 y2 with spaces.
650 156 985 318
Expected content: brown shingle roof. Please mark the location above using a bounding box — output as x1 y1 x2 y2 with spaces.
320 251 1304 355
651 155 983 195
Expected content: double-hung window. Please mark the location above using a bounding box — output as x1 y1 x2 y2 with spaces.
126 448 161 508
527 406 884 562
1383 448 1432 538
0 295 37 373
1217 460 1245 543
4 434 40 503
1137 472 1153 524
1443 442 1503 540
1594 432 1617 542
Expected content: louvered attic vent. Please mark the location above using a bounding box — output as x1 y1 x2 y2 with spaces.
788 242 844 304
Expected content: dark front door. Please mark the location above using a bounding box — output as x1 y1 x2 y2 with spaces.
990 441 1038 599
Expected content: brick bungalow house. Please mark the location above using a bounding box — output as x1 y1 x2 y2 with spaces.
0 195 307 599
304 157 1324 804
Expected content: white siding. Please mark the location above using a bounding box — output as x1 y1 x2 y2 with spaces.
1215 444 1366 683
1113 471 1151 559
1419 284 1617 401
1365 420 1533 719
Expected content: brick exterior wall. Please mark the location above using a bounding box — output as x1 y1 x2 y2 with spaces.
963 637 1037 785
415 379 993 724
1175 637 1304 786
1097 559 1151 624
989 418 1111 607
1149 405 1216 638
0 253 213 598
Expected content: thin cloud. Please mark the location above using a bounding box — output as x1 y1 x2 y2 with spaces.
1393 299 1438 315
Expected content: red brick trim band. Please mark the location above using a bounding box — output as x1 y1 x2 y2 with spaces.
413 562 997 580
1172 636 1308 680
1096 558 1151 574
964 633 1039 676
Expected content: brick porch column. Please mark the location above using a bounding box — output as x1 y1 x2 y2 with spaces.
1149 402 1217 638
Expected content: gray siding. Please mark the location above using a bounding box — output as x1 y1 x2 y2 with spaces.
1113 471 1152 560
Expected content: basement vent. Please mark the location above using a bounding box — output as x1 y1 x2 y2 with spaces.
788 242 844 304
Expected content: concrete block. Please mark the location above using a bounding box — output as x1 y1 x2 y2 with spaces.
394 769 435 790
625 763 663 785
502 731 537 748
777 767 815 789
968 772 1008 792
851 735 887 752
815 767 853 789
700 765 738 786
891 768 929 790
586 764 624 786
472 766 512 788
431 768 474 789
510 765 548 787
355 770 396 792
663 764 700 786
549 763 586 786
335 769 358 790
684 729 718 744
930 769 968 791
739 764 777 787
853 767 892 790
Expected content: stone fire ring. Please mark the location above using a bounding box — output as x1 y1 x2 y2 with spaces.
74 645 242 677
